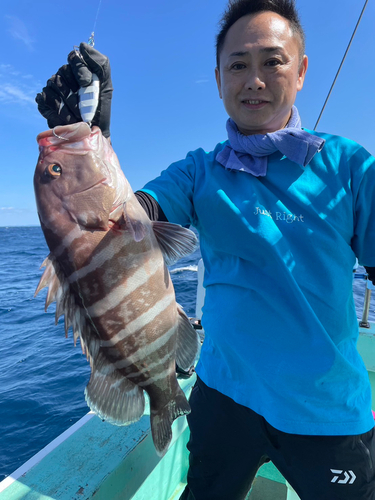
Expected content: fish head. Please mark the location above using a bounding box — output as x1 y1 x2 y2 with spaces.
34 123 130 239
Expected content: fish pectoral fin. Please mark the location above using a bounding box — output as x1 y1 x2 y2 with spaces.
152 222 198 266
175 304 200 371
122 202 147 242
150 386 190 457
85 355 145 425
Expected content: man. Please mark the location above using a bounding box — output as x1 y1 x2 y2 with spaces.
36 1 375 498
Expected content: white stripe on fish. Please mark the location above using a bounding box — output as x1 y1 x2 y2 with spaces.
85 256 163 317
137 365 175 387
113 324 177 370
101 293 175 347
125 351 172 379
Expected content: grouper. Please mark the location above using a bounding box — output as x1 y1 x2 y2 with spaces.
33 122 199 456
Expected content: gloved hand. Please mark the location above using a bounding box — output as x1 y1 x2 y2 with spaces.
35 43 113 138
365 266 375 286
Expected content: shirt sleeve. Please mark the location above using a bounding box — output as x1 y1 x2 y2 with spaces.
139 153 198 227
135 191 168 222
351 148 375 267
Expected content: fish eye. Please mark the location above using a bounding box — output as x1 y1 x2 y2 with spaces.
46 164 62 177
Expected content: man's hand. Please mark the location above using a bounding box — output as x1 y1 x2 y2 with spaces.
35 43 113 138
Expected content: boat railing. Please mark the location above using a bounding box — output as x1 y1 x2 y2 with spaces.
353 271 374 328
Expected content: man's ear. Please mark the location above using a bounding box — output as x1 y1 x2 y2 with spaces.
297 55 308 92
215 67 222 99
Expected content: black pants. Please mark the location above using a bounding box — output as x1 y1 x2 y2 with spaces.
180 376 375 500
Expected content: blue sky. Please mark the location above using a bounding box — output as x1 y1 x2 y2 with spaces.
0 0 374 227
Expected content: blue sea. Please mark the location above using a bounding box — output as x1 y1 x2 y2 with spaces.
0 226 374 481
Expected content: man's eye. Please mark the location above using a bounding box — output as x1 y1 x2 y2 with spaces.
265 59 282 67
231 63 246 70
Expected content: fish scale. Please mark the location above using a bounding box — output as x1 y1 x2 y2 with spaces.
34 122 199 456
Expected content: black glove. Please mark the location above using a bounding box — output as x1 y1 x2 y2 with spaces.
35 42 113 138
365 266 375 286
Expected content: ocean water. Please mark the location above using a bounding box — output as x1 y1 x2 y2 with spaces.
0 226 374 481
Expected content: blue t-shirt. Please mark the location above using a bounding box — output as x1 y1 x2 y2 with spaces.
141 131 375 436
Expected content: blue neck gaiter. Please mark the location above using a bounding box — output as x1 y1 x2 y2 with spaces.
216 106 325 177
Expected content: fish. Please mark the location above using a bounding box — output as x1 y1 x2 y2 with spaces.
33 122 199 456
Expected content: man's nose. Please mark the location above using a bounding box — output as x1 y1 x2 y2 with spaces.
245 69 266 90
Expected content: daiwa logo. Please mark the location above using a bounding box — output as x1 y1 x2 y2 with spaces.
330 469 356 484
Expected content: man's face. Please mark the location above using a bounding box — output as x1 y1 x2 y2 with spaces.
215 12 308 135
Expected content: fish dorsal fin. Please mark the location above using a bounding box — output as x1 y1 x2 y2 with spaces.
34 254 100 359
175 304 199 371
35 254 61 311
152 222 198 266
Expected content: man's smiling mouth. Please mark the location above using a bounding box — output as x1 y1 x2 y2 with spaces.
242 100 268 105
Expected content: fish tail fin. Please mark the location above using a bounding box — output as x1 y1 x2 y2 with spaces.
150 385 190 457
85 354 145 425
175 304 199 371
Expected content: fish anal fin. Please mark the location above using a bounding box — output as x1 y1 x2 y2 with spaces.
152 222 198 266
85 356 145 425
175 304 199 371
150 385 190 457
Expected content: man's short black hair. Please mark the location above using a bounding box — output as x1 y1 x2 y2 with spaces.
216 0 306 68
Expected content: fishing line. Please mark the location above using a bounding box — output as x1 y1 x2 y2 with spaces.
313 0 369 130
88 0 103 46
92 0 103 34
